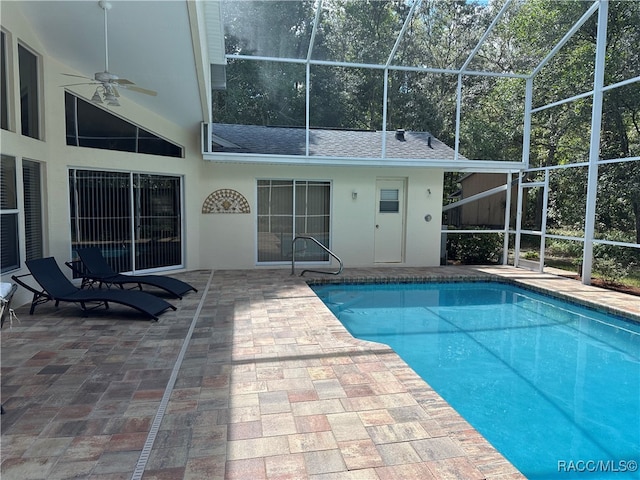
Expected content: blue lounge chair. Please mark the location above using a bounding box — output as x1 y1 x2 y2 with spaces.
72 247 196 299
12 257 176 321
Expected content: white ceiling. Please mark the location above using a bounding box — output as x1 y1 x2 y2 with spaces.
19 0 208 129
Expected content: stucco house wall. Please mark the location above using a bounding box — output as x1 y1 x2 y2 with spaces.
1 3 202 307
198 162 444 269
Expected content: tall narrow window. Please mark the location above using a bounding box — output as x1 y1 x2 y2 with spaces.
23 160 43 260
18 44 39 139
134 174 182 270
1 156 19 272
1 31 9 131
257 179 330 263
257 180 293 262
295 181 331 260
69 170 134 273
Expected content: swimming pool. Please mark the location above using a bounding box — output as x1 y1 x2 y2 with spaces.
312 282 640 479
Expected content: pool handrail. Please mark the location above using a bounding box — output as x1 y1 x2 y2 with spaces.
291 235 343 277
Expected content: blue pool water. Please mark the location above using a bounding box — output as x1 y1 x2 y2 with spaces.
312 282 640 479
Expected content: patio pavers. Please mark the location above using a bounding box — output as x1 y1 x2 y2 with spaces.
1 266 637 479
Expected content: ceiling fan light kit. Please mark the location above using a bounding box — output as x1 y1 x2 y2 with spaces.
61 0 156 106
90 90 103 104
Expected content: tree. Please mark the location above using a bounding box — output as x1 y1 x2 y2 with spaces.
389 0 490 144
213 1 314 126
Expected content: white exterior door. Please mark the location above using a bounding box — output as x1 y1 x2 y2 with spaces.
374 179 405 263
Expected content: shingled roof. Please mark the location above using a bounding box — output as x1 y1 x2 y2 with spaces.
210 123 462 161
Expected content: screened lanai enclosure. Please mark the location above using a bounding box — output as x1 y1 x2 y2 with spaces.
204 0 639 286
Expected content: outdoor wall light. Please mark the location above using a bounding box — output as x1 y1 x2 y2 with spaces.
352 190 358 200
425 214 433 222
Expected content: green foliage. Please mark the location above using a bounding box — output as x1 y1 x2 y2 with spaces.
595 162 640 243
545 238 583 258
594 232 640 268
459 76 526 161
592 256 632 286
447 232 503 265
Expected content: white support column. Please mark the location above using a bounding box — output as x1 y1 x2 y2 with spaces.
522 78 533 169
503 172 512 265
514 172 524 268
454 73 463 160
582 0 609 285
539 169 550 273
305 63 310 157
382 69 389 158
513 77 534 268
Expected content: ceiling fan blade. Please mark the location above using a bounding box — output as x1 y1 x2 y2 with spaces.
124 85 158 96
113 78 135 86
61 82 97 87
62 73 93 80
113 78 158 96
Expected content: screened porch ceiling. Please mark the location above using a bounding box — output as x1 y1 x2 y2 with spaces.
204 0 636 172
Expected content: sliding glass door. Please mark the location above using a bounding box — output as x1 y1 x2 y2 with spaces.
69 169 183 273
257 179 330 263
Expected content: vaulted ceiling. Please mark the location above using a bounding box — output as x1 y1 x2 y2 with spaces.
17 1 225 129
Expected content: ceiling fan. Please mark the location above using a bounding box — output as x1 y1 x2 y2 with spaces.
61 0 157 106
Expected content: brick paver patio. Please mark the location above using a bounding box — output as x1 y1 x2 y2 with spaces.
1 266 637 479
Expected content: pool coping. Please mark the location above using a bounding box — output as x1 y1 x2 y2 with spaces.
306 269 640 325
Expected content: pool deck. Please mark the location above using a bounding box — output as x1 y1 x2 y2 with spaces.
1 266 638 479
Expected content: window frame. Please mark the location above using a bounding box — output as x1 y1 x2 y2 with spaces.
0 156 46 273
68 168 185 273
1 155 20 273
22 159 44 261
1 29 13 132
379 188 400 213
17 41 41 140
65 92 184 158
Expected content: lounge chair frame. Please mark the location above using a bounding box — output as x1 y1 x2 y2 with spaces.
10 274 52 314
1 283 19 328
12 257 177 320
70 247 197 299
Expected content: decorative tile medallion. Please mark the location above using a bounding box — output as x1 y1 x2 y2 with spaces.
202 189 250 214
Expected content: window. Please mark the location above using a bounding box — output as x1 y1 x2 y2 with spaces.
379 189 400 213
1 31 9 131
65 92 183 158
0 156 44 272
69 169 183 273
1 156 19 272
18 44 39 139
257 180 330 263
23 160 43 260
